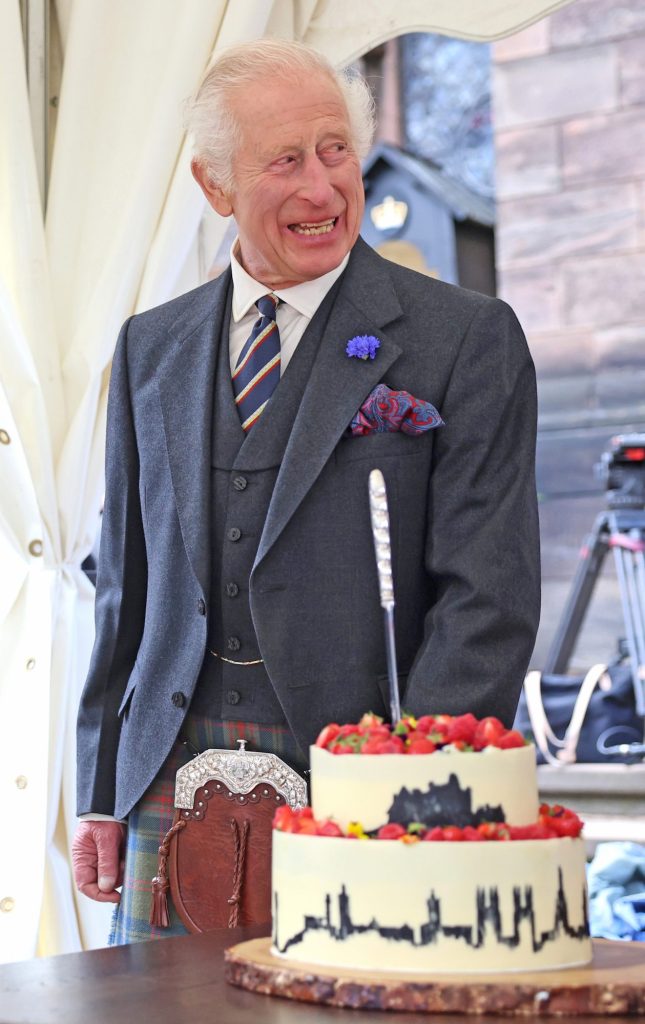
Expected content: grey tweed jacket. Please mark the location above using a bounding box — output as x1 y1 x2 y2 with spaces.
77 237 540 820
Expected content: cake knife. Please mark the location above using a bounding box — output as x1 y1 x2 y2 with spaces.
368 468 401 724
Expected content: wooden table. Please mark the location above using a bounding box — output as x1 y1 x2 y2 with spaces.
0 927 642 1024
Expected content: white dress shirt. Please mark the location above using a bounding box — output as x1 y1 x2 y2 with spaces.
229 242 349 374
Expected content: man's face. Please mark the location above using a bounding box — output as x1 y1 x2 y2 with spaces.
196 71 365 289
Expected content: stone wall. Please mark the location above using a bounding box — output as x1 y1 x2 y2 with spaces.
493 0 645 669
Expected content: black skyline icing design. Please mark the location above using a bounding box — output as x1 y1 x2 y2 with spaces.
273 869 590 955
385 774 504 829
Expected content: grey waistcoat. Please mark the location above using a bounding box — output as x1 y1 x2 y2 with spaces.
190 279 341 722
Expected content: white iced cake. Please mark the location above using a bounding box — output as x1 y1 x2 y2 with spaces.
271 712 592 974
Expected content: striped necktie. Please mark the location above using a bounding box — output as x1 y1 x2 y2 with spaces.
233 294 281 432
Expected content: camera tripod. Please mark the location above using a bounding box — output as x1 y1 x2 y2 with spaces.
543 508 645 718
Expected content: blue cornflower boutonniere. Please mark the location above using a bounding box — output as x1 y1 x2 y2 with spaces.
346 335 380 360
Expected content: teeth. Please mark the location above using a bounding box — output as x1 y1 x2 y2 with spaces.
291 218 336 236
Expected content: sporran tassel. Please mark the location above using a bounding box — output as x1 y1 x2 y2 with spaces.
149 818 187 927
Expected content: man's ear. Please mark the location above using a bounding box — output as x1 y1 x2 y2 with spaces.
191 159 234 217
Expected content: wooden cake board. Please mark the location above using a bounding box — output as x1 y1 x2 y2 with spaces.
225 937 645 1016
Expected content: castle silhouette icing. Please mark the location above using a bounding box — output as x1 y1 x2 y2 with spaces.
384 773 504 829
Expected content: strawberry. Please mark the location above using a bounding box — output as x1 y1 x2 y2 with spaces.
423 827 445 841
538 811 554 831
462 826 484 841
406 733 437 754
373 736 406 754
446 713 478 745
473 716 505 750
358 712 384 729
415 715 436 734
377 823 407 840
477 822 508 841
527 822 557 840
328 742 356 755
429 715 452 741
434 714 453 729
361 736 388 754
297 817 318 835
509 824 536 840
316 819 344 838
547 806 583 838
553 816 582 838
441 826 464 841
274 806 306 833
338 724 362 737
273 805 295 831
497 729 527 749
315 723 340 748
367 724 392 739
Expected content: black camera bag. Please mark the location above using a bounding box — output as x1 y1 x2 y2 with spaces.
515 662 644 765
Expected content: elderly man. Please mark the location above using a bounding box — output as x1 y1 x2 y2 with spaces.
73 39 540 943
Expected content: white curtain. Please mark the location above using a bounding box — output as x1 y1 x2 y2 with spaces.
0 0 575 962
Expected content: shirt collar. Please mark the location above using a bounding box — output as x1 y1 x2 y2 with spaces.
230 239 349 322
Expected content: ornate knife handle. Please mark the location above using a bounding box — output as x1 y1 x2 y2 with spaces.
369 468 394 610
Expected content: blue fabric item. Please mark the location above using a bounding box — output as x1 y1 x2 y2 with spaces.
587 841 645 941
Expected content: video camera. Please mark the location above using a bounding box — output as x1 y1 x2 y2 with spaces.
596 433 645 510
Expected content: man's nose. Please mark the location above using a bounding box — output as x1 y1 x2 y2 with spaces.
297 155 335 206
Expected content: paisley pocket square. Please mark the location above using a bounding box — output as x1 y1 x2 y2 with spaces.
350 383 444 437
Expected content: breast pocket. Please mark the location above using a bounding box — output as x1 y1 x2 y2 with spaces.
335 431 431 466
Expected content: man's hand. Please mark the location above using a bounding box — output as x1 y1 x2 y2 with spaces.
72 821 127 903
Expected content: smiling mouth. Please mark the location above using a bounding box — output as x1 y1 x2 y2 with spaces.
288 217 338 236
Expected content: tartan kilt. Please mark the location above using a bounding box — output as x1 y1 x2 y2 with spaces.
109 715 307 945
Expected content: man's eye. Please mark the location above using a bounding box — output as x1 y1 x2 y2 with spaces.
274 154 297 166
321 143 348 162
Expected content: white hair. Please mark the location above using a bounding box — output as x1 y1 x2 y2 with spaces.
185 38 375 192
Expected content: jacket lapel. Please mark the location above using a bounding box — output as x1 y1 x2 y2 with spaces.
157 271 232 597
254 240 403 569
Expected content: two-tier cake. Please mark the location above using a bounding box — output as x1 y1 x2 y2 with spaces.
271 712 591 973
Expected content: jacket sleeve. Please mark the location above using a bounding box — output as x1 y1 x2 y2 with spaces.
403 297 541 726
76 317 148 815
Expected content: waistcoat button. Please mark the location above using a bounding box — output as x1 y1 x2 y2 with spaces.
228 527 241 542
171 691 186 708
227 636 241 652
225 582 239 598
197 598 206 615
232 475 248 491
227 689 241 705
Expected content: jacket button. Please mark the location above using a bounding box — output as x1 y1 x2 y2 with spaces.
226 689 241 706
227 527 241 542
232 475 247 491
171 691 186 708
227 636 241 652
197 598 206 615
225 582 239 598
